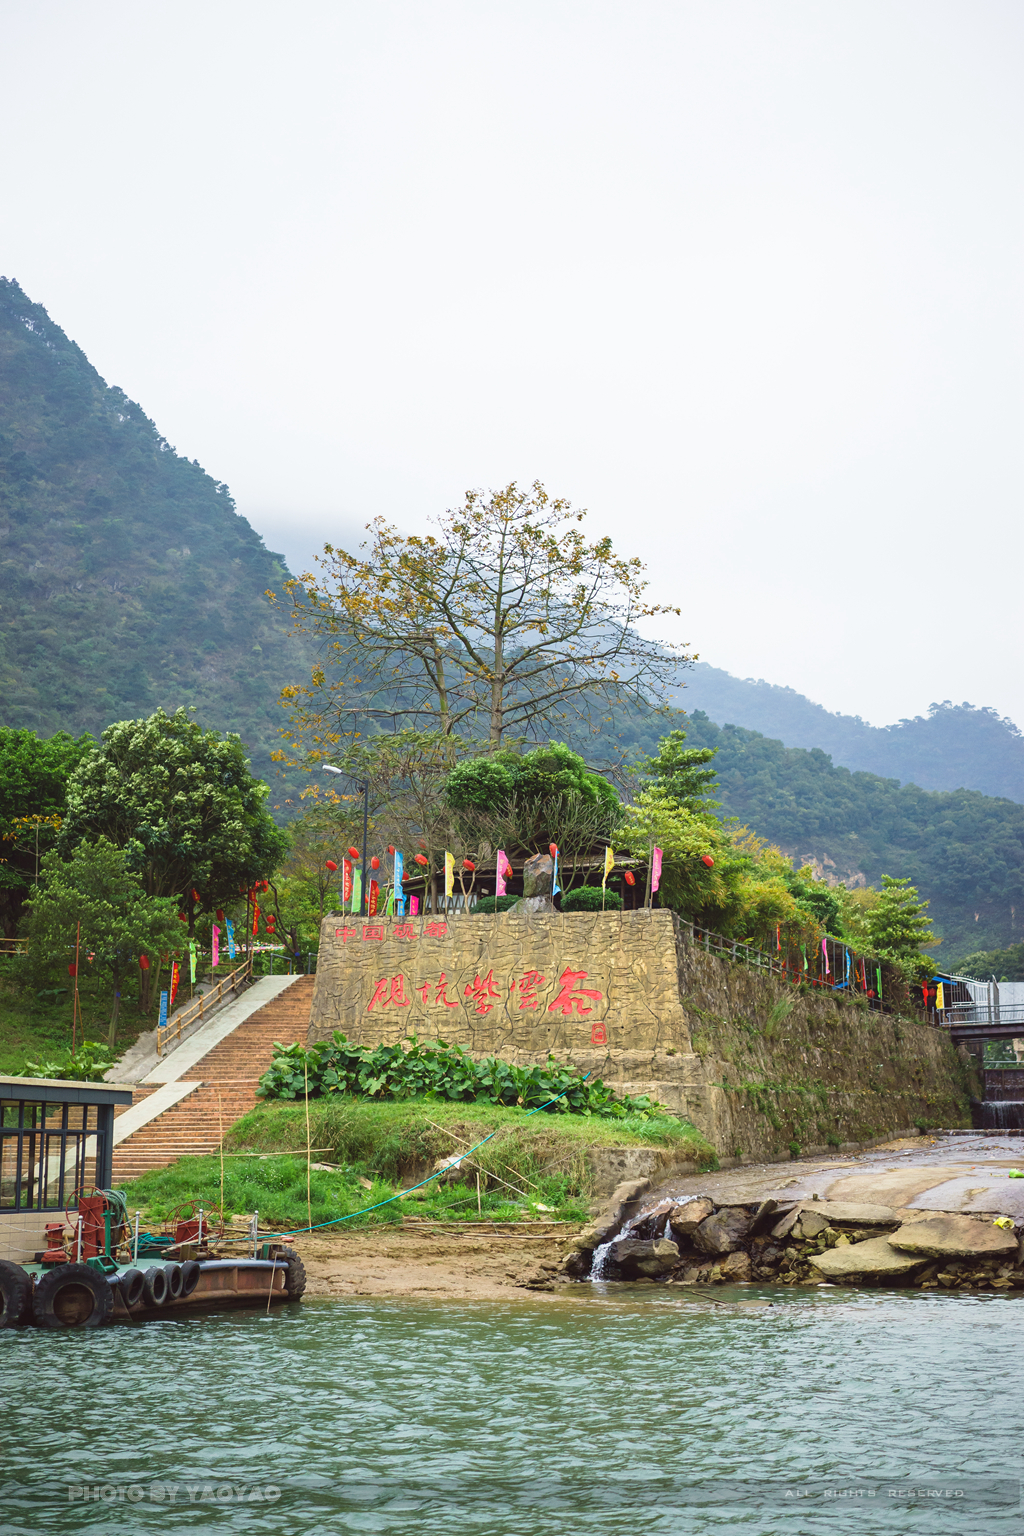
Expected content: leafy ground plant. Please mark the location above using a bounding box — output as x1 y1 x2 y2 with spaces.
257 1032 663 1119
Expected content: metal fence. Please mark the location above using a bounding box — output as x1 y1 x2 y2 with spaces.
683 922 901 1017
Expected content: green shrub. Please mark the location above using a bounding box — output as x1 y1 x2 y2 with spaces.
473 894 520 915
559 886 624 913
257 1032 662 1120
23 1039 116 1082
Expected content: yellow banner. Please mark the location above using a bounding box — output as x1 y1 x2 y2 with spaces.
602 846 615 888
444 850 455 898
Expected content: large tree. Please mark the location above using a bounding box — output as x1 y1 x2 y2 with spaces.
57 708 288 933
273 480 692 749
24 839 182 1046
0 727 93 936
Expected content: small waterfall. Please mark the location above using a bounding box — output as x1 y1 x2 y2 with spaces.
589 1207 653 1280
980 1100 1024 1130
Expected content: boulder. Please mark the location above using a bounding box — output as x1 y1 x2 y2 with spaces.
694 1207 751 1256
668 1197 714 1239
631 1199 676 1240
720 1250 751 1282
770 1207 801 1241
794 1210 829 1240
610 1237 679 1277
576 1178 652 1248
808 1237 926 1280
887 1214 1019 1261
804 1201 897 1226
748 1199 785 1237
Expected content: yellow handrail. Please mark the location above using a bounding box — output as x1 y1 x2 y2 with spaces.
156 955 254 1057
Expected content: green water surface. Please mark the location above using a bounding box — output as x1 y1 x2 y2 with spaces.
1 1285 1020 1535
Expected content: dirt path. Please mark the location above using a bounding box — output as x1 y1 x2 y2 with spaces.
292 1221 580 1301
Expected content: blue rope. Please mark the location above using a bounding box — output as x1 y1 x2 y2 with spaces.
258 1073 593 1242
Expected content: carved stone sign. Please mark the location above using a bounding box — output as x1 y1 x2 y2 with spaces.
309 908 690 1060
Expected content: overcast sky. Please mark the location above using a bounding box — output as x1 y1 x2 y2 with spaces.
2 1 1020 728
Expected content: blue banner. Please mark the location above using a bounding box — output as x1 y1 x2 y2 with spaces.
226 918 236 960
158 991 168 1030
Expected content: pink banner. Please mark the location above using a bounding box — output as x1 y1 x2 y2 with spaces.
651 847 662 893
821 938 830 974
212 925 220 968
410 895 419 915
496 850 508 897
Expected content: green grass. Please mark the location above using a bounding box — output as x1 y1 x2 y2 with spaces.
117 1096 714 1233
0 962 150 1075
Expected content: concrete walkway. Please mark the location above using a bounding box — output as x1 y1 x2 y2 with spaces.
650 1130 1024 1222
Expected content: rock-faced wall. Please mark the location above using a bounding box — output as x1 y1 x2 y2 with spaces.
310 910 975 1158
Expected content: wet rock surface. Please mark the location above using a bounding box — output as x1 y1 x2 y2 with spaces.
693 1207 751 1256
887 1213 1018 1260
808 1237 926 1279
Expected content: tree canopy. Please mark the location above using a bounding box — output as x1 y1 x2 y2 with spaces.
57 708 288 931
273 480 691 749
0 725 92 935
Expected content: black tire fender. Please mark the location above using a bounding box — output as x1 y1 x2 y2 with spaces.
117 1268 146 1308
179 1260 201 1297
32 1264 113 1330
277 1246 307 1301
164 1262 183 1299
142 1266 169 1307
0 1259 33 1328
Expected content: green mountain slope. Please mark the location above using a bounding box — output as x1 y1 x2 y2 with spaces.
0 277 308 792
678 712 1024 966
674 664 1023 803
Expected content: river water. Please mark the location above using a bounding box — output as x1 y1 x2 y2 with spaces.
2 1287 1020 1534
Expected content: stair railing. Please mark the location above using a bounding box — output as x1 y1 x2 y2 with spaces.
156 955 254 1058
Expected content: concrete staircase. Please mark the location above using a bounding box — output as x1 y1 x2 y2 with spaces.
111 976 314 1183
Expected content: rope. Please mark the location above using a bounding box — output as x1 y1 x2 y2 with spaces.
255 1074 593 1242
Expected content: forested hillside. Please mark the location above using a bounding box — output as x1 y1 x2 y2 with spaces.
678 712 1024 966
674 663 1023 803
0 278 309 792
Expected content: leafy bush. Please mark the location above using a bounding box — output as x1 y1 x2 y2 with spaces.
23 1038 116 1082
257 1032 662 1119
559 886 624 913
473 894 520 915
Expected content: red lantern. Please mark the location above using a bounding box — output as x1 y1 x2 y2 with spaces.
370 856 380 870
388 845 395 855
178 913 187 922
325 860 338 872
462 859 476 872
68 963 77 977
549 843 558 858
216 909 224 921
191 888 200 902
414 853 429 866
701 854 715 868
624 870 636 886
347 846 360 860
139 955 150 970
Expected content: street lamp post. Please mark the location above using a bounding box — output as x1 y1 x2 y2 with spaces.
321 765 370 916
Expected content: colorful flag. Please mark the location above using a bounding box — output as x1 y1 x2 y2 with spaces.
821 938 830 975
169 961 180 1008
158 990 169 1030
212 925 220 968
225 918 236 960
444 850 454 899
651 847 662 894
343 860 353 905
351 868 362 914
875 965 882 997
552 846 560 896
394 849 404 894
385 888 395 915
410 895 419 915
496 850 508 897
801 946 808 971
935 981 945 1011
189 941 197 984
368 880 379 917
602 846 615 889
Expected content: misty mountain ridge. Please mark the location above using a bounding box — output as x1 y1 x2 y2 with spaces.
671 663 1023 804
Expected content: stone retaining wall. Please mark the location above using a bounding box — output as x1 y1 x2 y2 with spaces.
310 910 976 1160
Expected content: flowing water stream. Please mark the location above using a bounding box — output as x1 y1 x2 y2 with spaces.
1 1290 1020 1534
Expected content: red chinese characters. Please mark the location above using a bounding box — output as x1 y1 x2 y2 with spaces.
512 969 546 1010
590 1021 608 1045
547 967 604 1016
367 975 411 1009
334 927 358 943
362 925 385 941
393 924 416 940
464 969 500 1015
417 971 460 1008
424 922 449 938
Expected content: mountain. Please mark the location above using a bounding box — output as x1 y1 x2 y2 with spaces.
679 712 1024 966
671 663 1023 804
0 277 309 794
